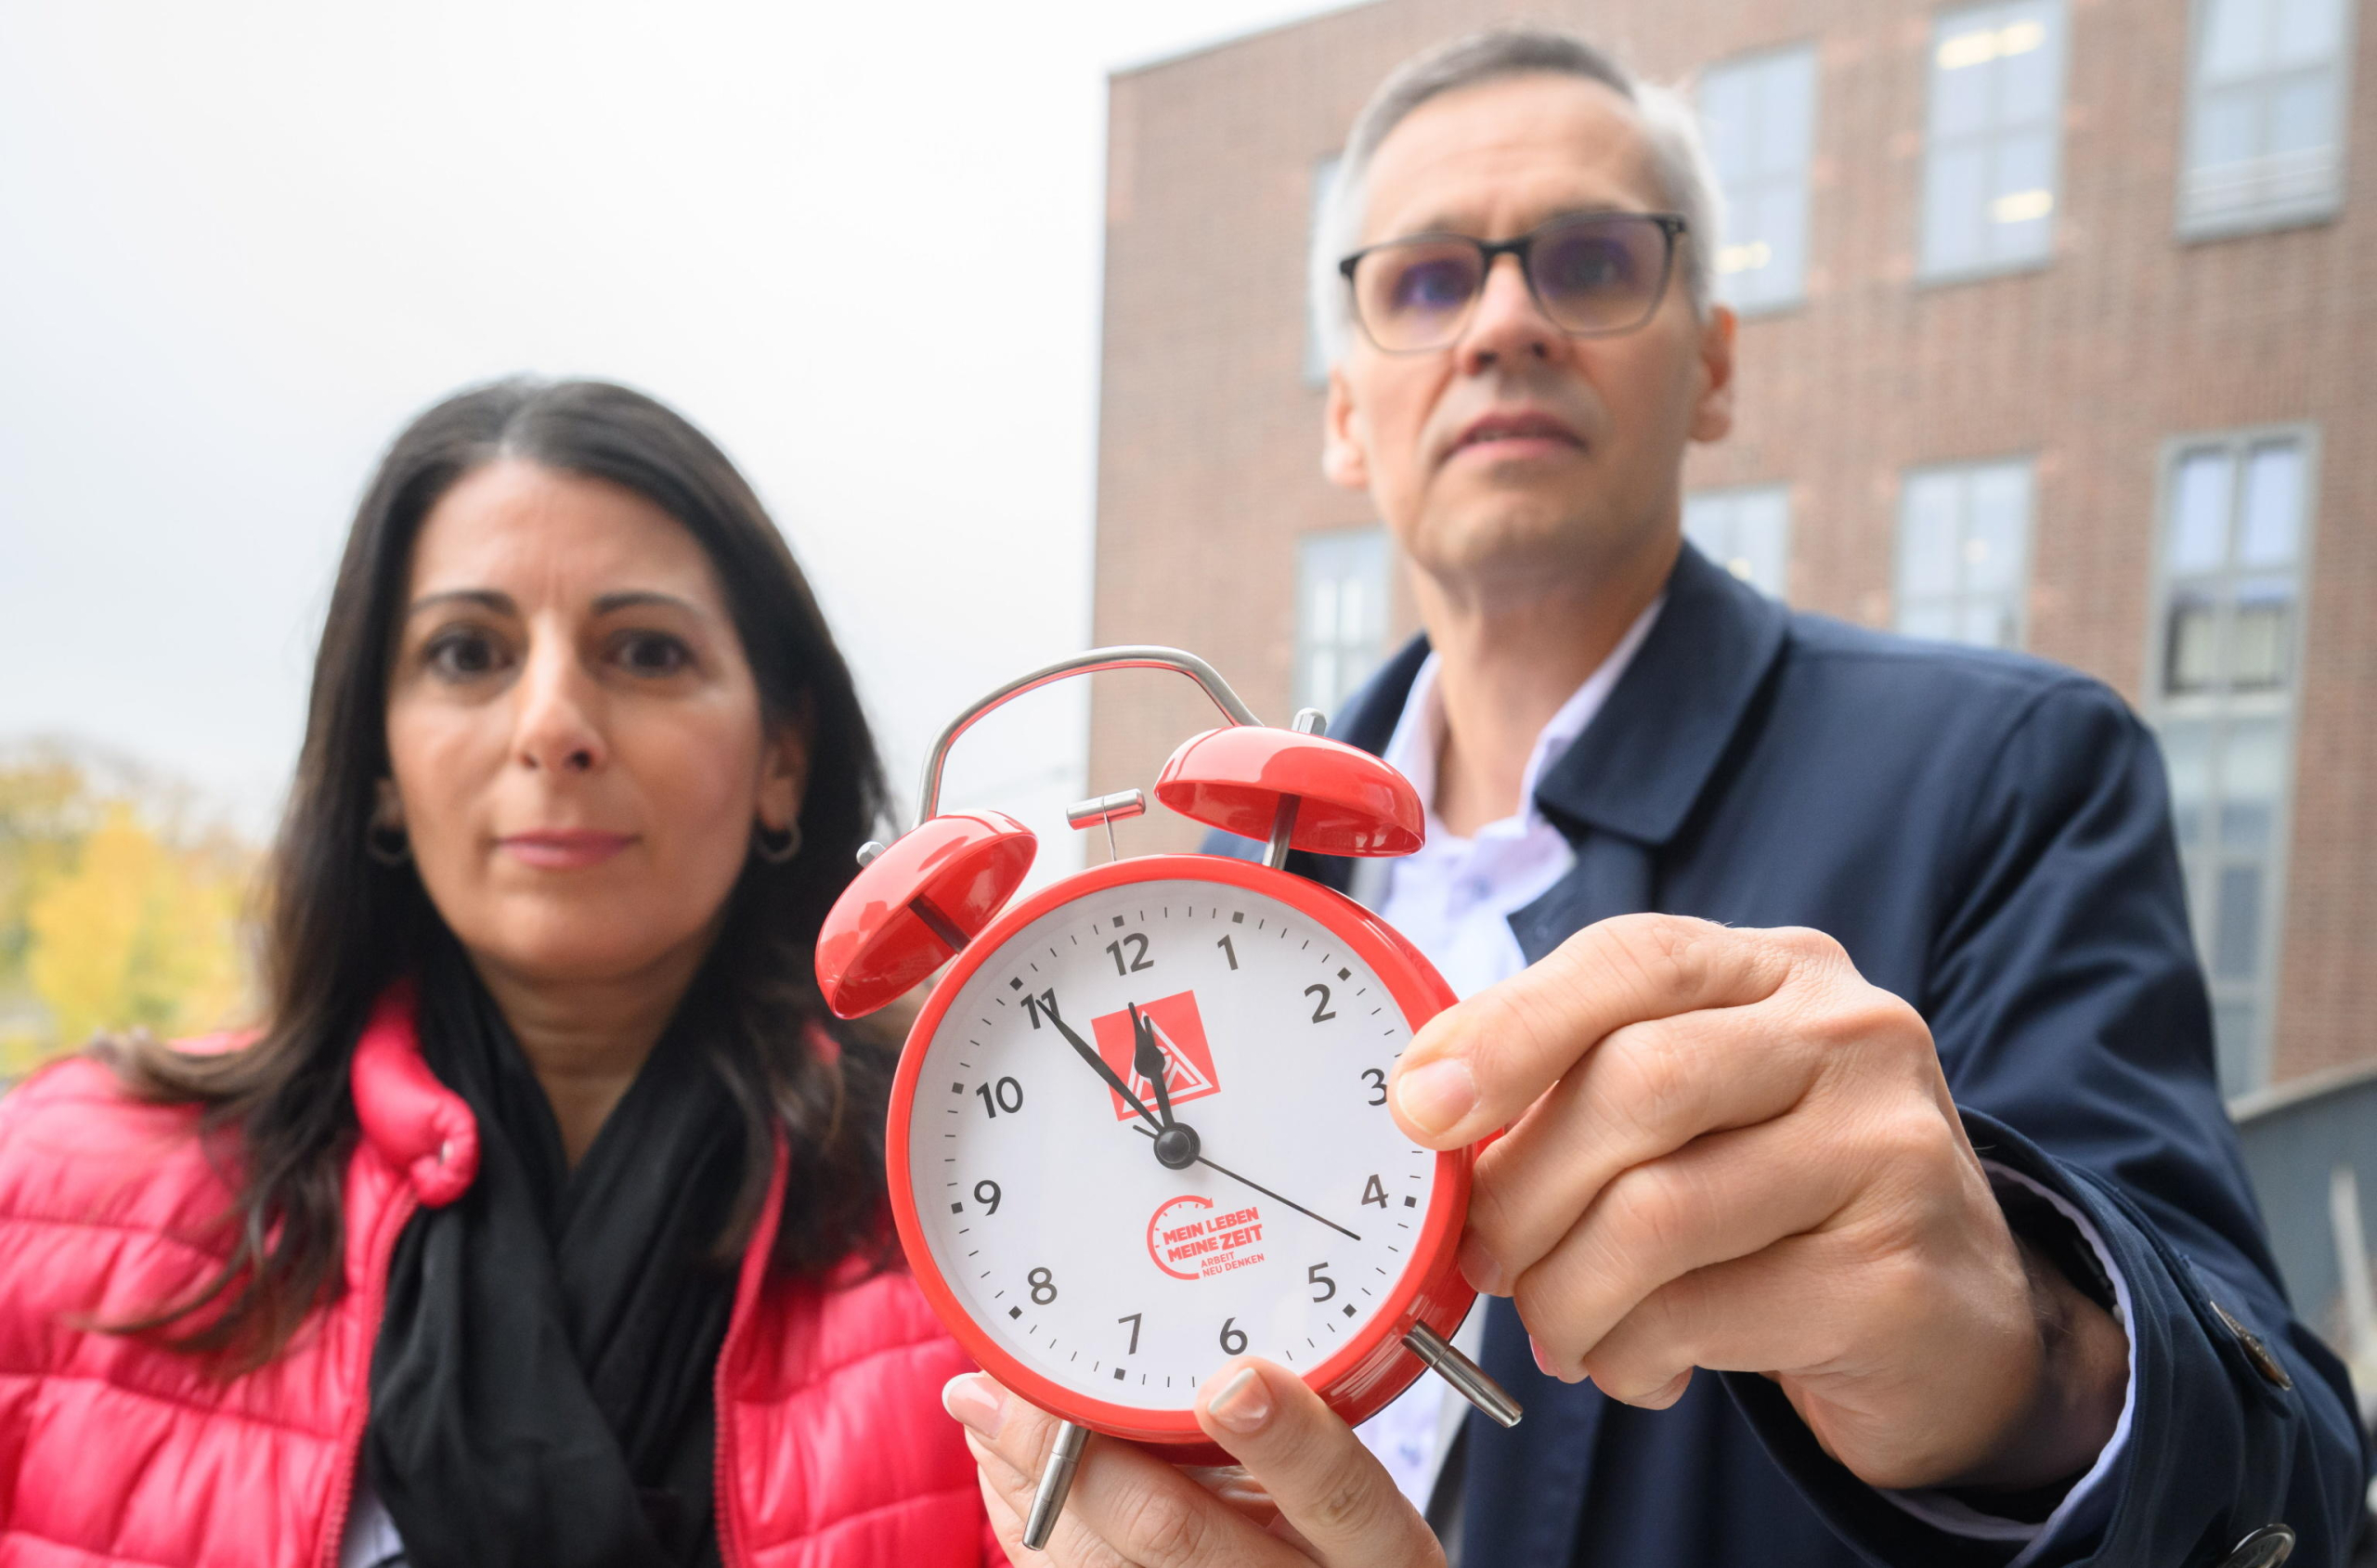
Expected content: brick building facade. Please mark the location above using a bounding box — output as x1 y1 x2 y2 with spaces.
1086 0 2372 1096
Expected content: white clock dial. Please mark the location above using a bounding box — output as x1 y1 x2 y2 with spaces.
908 876 1436 1410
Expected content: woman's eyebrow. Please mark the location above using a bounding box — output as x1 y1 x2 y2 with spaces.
592 590 705 616
407 588 514 617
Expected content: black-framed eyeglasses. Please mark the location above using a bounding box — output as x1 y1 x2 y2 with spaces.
1337 212 1689 355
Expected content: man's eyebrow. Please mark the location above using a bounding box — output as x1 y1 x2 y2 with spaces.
592 590 705 616
407 589 514 617
1394 200 1636 239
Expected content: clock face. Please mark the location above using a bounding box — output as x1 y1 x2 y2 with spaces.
900 870 1450 1419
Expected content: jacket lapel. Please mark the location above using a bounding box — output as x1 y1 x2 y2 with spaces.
1296 545 1787 905
1506 834 1656 965
1452 829 1652 1563
1311 547 1790 1563
1527 541 1790 850
1467 550 1787 1560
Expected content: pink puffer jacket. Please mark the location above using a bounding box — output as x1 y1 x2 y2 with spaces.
0 991 1002 1567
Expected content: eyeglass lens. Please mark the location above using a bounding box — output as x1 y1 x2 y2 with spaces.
1350 214 1673 353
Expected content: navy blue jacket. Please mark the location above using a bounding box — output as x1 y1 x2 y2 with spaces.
1228 544 2366 1566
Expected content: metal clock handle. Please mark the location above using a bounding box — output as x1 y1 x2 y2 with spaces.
1407 1321 1524 1428
1020 1322 1520 1551
1023 1419 1090 1551
916 646 1261 823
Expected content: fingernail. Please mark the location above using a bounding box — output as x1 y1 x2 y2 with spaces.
942 1372 1002 1435
1206 1367 1273 1433
1529 1335 1555 1377
1395 1057 1476 1136
1457 1233 1505 1295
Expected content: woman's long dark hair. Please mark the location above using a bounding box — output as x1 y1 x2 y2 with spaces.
102 378 894 1368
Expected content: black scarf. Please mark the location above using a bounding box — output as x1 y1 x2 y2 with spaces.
366 938 747 1568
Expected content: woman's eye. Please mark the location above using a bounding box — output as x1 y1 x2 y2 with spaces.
424 629 504 679
615 630 692 676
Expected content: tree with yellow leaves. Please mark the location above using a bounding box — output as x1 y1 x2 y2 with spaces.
0 748 256 1079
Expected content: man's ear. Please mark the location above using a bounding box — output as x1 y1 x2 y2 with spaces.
1321 363 1371 492
1687 304 1737 445
757 714 812 835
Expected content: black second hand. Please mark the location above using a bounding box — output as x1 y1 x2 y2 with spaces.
1132 1124 1362 1242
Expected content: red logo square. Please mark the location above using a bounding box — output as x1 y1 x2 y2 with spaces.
1091 991 1221 1122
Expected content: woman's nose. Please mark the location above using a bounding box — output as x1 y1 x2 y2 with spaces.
513 641 607 775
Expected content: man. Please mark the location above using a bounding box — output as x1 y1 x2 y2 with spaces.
949 28 2365 1566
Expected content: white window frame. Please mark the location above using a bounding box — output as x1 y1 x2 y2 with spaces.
1894 457 2036 650
2144 424 2319 1096
1304 153 1342 388
1684 484 1794 601
1293 526 1391 718
1697 44 1820 316
2178 0 2358 240
1918 0 2070 282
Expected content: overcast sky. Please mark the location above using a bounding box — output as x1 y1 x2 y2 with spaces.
0 0 1352 885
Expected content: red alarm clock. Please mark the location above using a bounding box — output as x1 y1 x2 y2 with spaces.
816 648 1518 1549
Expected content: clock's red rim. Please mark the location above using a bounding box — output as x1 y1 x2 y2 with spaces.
884 852 1478 1450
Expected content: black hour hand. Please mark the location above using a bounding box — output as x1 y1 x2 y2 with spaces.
1129 1003 1176 1128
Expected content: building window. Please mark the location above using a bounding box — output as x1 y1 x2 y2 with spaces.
1305 153 1342 386
2150 432 2314 1096
1895 459 2033 648
1698 45 1818 313
1684 486 1792 600
1920 0 2066 278
1294 527 1389 717
2182 0 2354 235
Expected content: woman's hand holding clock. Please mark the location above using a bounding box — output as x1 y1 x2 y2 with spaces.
946 1358 1442 1568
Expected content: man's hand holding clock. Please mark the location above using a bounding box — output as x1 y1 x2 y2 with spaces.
1395 914 2127 1494
948 913 2128 1563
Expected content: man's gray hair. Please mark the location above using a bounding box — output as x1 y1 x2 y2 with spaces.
1309 28 1723 366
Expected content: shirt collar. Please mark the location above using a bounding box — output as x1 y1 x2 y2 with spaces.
1381 594 1666 847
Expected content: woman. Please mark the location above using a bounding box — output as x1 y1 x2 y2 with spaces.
0 380 998 1567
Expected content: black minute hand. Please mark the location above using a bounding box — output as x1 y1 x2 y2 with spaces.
1041 992 1162 1130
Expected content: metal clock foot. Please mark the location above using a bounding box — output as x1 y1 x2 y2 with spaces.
1406 1322 1523 1428
1022 1419 1090 1551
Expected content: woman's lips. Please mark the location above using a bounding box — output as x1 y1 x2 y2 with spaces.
498 830 635 869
